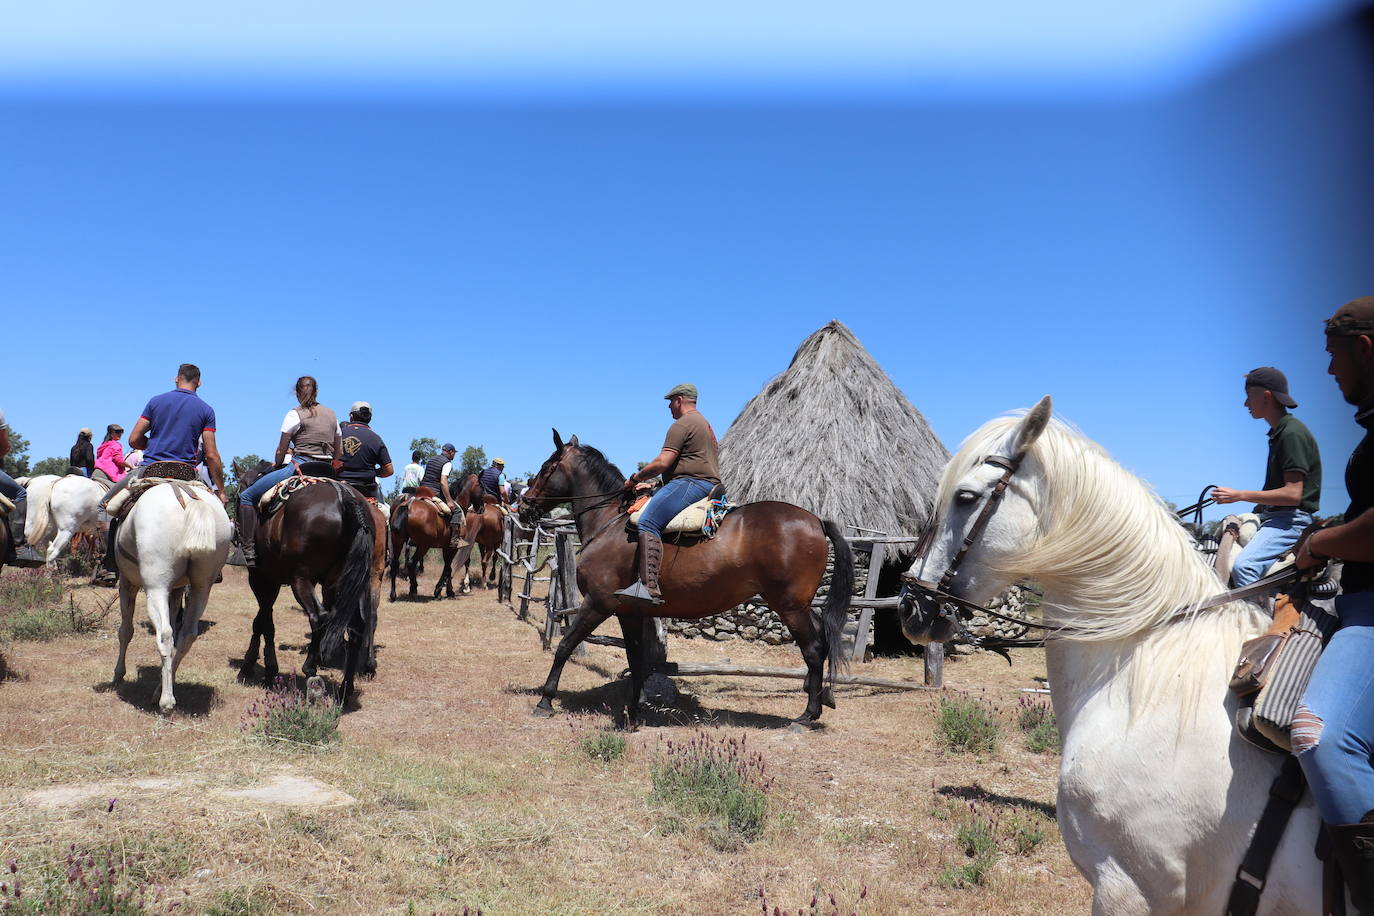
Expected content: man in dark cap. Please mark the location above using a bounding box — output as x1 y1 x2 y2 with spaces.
616 383 721 607
1214 366 1321 586
417 442 465 548
1292 296 1374 903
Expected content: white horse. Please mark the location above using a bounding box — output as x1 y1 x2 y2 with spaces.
899 397 1326 915
112 483 231 713
22 474 107 564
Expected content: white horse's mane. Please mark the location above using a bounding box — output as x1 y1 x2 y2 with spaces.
943 414 1267 646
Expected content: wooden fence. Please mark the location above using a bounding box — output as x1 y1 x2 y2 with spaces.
500 514 944 689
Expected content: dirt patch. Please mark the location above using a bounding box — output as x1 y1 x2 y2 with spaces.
220 770 356 807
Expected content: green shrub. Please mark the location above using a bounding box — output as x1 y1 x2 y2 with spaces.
1017 697 1061 754
936 695 1001 755
1007 811 1047 856
579 728 626 762
650 732 773 846
242 676 341 747
0 570 110 642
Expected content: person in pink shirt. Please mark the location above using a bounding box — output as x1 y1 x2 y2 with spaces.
93 424 127 484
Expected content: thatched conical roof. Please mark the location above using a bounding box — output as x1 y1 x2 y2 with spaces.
718 320 949 538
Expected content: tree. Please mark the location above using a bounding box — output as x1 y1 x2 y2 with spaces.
30 456 68 477
410 438 439 461
1 427 31 477
460 445 486 478
225 454 264 506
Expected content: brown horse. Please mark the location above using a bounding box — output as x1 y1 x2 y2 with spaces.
239 464 379 706
388 487 463 600
520 430 854 727
462 501 505 590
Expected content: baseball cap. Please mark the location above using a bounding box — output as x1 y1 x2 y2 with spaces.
1245 367 1297 408
492 457 505 465
664 383 698 400
351 400 371 413
442 442 456 452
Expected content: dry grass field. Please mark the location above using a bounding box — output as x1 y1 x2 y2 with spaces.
0 564 1091 915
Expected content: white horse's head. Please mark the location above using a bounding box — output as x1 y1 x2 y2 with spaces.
898 396 1054 644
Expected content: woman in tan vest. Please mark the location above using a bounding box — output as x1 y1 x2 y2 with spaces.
237 376 341 565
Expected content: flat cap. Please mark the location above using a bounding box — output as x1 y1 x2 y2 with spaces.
1326 296 1374 336
663 383 698 400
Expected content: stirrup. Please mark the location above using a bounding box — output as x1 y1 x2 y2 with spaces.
614 580 663 608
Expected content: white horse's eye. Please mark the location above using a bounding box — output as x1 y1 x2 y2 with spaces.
955 489 980 505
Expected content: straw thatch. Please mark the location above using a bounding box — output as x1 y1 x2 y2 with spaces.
718 320 949 538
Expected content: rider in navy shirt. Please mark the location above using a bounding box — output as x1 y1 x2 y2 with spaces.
338 402 393 499
96 364 226 583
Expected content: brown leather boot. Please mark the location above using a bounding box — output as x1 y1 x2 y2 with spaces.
615 532 664 608
448 515 469 550
238 506 258 567
1328 814 1374 913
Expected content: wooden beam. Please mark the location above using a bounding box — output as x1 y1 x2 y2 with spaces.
661 662 936 691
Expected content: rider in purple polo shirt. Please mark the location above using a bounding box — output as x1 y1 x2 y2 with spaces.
95 363 226 584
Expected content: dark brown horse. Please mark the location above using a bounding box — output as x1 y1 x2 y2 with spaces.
462 501 505 590
388 487 463 599
239 463 379 706
520 430 853 726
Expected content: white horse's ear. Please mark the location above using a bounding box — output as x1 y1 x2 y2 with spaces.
552 429 564 450
1013 396 1053 457
568 434 580 447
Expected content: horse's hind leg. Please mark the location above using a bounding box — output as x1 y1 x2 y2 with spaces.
244 570 282 683
535 601 612 716
144 586 179 713
772 598 827 724
172 580 212 678
45 526 75 566
112 577 138 684
439 548 457 598
291 576 327 677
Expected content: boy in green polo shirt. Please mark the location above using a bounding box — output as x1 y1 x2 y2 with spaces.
1213 366 1321 586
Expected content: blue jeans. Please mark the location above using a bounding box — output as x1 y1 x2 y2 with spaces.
1230 508 1312 587
239 459 301 509
1295 591 1374 824
637 477 716 538
0 468 21 501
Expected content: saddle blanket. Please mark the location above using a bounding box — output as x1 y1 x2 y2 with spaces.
397 493 451 518
628 495 736 538
107 476 211 520
258 475 323 517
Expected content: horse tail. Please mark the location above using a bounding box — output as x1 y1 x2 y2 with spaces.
24 476 58 545
321 490 377 665
181 492 223 555
820 519 853 685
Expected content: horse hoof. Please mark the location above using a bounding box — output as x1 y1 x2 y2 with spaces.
821 687 836 709
788 719 818 733
532 703 556 718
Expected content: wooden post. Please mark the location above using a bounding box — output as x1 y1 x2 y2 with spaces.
924 642 944 688
520 525 543 620
554 529 586 658
498 515 515 603
847 542 884 663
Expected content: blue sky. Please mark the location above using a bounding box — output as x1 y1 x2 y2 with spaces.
2 1 1371 520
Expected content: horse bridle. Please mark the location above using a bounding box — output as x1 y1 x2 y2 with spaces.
899 450 1059 651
